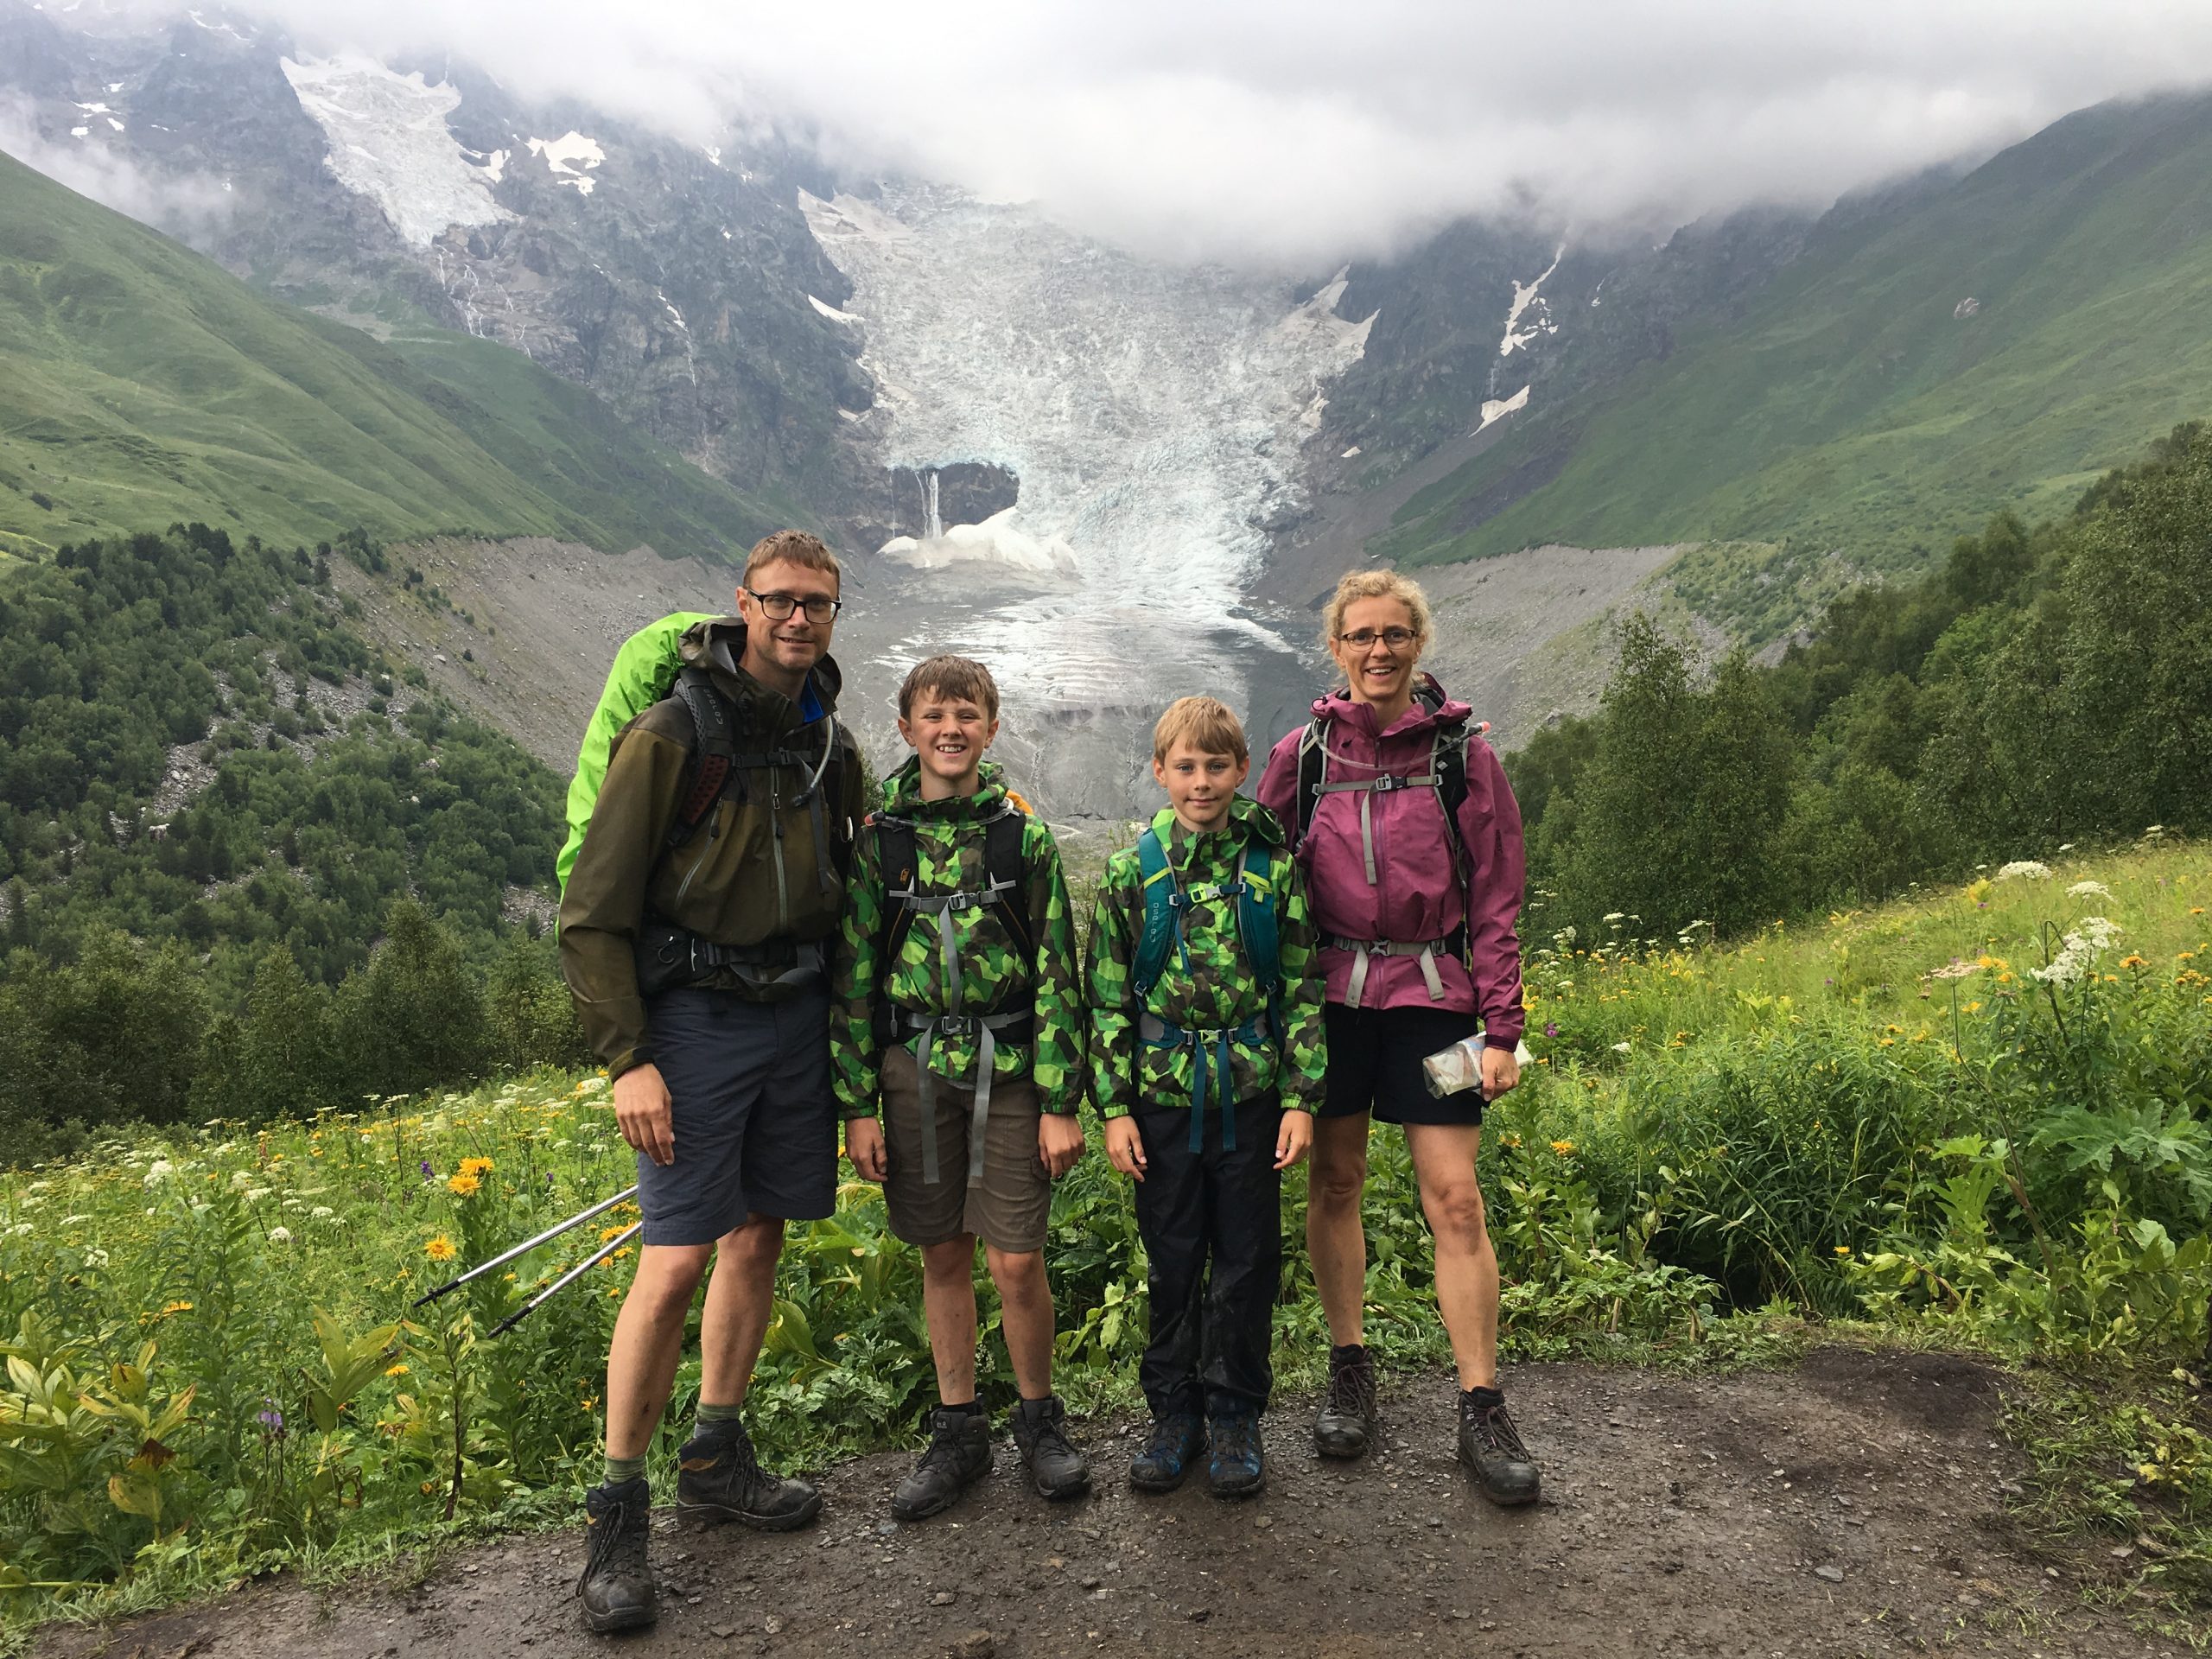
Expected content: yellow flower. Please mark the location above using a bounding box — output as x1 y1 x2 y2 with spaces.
425 1236 458 1262
1550 1139 1577 1157
159 1300 194 1316
448 1173 481 1198
385 1363 410 1376
599 1224 631 1243
459 1156 495 1178
1834 1246 1852 1257
2119 954 2148 970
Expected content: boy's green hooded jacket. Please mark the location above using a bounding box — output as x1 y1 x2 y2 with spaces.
1086 796 1326 1120
559 617 869 1077
832 757 1085 1117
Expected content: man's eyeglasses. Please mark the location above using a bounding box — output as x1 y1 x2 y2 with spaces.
746 588 843 624
1338 626 1417 651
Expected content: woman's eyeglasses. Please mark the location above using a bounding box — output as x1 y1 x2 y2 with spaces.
746 588 843 623
1338 627 1416 650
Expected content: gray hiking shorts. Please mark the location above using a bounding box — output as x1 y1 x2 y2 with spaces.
634 984 838 1245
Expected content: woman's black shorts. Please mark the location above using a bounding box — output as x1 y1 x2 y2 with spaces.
1319 1002 1487 1127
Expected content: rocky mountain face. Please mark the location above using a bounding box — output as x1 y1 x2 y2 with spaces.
0 0 868 518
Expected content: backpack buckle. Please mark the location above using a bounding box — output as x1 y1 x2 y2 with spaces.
1371 773 1408 793
933 1014 977 1039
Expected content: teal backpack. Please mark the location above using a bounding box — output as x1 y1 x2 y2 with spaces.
1129 810 1287 1153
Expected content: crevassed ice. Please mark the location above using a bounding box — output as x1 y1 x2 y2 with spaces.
800 183 1372 714
281 55 507 248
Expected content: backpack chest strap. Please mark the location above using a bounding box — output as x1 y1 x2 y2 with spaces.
1137 1014 1273 1154
1313 772 1442 885
899 1007 1033 1188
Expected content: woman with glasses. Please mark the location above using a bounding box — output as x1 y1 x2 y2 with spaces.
1254 568 1540 1505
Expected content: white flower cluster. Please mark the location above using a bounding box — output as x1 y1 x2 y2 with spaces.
143 1160 175 1186
1996 861 2053 881
2066 880 2113 899
2032 916 2124 986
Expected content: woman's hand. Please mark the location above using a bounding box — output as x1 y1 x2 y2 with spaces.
1481 1044 1521 1100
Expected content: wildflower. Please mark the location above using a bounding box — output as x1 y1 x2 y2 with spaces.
599 1224 631 1243
385 1363 410 1377
2119 953 2148 970
267 1225 292 1244
1834 1246 1852 1257
310 1205 335 1219
1929 960 1977 980
420 1160 434 1178
448 1173 481 1198
143 1160 174 1185
258 1402 285 1436
1610 1040 1630 1053
158 1300 194 1316
1550 1140 1577 1156
230 1169 251 1192
1995 861 2051 881
2067 880 2113 900
459 1156 495 1178
1544 1022 1559 1039
425 1236 458 1262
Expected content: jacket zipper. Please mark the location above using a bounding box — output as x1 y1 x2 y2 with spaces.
671 801 721 912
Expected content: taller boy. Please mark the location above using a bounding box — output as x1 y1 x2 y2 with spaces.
835 656 1090 1518
560 531 868 1634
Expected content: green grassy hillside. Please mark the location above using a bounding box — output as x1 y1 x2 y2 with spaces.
1378 92 2212 584
0 151 776 559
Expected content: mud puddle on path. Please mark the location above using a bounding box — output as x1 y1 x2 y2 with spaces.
38 1349 2180 1659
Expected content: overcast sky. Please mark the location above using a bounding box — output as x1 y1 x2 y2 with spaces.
193 1 2212 266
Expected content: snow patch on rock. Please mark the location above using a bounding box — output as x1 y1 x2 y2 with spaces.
281 54 507 248
808 293 861 324
1478 385 1530 429
1500 246 1564 357
528 131 604 194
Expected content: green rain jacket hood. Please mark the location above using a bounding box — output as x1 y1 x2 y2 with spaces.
558 615 868 1077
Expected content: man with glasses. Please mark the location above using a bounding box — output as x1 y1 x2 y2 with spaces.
560 530 868 1633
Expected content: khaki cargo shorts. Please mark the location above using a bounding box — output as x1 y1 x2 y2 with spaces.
880 1045 1052 1252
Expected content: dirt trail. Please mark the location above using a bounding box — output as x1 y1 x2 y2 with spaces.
38 1349 2177 1659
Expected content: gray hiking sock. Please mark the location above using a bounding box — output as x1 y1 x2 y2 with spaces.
696 1400 747 1432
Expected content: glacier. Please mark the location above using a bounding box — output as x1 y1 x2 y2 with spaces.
281 55 507 248
801 183 1372 793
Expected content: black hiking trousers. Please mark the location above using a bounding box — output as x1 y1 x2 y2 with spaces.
1130 1097 1283 1419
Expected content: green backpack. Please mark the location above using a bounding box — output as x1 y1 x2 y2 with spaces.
555 612 714 897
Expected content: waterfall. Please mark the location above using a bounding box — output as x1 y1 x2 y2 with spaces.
923 469 943 541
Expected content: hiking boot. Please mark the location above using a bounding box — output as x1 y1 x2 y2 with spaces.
1129 1413 1206 1493
1011 1395 1091 1500
1313 1342 1378 1459
1458 1388 1540 1507
674 1418 822 1531
1206 1406 1266 1500
577 1475 656 1633
891 1406 993 1522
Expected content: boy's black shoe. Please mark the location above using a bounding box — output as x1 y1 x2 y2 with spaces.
674 1418 823 1530
1313 1342 1378 1459
1011 1395 1091 1500
578 1475 656 1633
1129 1413 1206 1492
1206 1407 1266 1499
1458 1387 1540 1507
891 1406 993 1522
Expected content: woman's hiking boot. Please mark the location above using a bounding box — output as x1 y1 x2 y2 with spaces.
1457 1387 1540 1507
1206 1406 1266 1499
577 1475 656 1633
891 1405 993 1522
1012 1395 1091 1500
1129 1413 1206 1492
674 1418 823 1530
1313 1342 1378 1459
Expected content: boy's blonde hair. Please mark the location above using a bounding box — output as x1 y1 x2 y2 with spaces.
742 528 842 589
1152 696 1248 764
1320 568 1433 655
899 654 1000 723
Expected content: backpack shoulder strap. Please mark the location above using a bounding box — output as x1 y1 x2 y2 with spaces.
1131 826 1179 1000
1291 717 1328 852
984 800 1036 963
664 669 737 850
1236 842 1283 993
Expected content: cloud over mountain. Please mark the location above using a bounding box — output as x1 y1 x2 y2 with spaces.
144 1 2212 266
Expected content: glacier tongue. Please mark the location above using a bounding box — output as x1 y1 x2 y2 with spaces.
801 185 1372 734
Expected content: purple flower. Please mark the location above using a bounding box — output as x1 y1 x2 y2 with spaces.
257 1400 284 1436
420 1160 434 1177
1544 1022 1559 1039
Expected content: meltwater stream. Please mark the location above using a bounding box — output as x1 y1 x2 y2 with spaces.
802 185 1372 816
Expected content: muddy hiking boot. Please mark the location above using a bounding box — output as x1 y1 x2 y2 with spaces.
892 1405 993 1522
1458 1387 1540 1507
1012 1394 1091 1500
1207 1405 1266 1499
1313 1342 1379 1459
1129 1413 1206 1493
578 1475 656 1634
675 1417 823 1530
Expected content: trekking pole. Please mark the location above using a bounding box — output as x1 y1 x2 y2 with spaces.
488 1223 642 1338
411 1185 639 1308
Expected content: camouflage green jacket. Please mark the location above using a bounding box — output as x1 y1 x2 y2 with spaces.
1086 797 1326 1120
832 758 1084 1116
